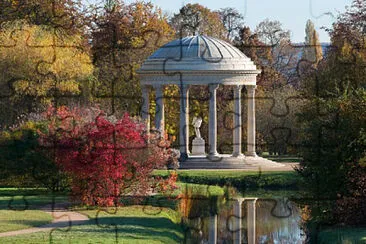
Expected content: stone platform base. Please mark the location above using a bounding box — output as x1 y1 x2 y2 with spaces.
179 154 287 170
191 137 205 155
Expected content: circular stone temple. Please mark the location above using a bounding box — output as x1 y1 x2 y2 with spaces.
137 35 283 169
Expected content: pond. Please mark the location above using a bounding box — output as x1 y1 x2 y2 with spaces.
180 193 306 244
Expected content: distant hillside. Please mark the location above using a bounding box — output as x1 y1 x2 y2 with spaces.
292 42 331 58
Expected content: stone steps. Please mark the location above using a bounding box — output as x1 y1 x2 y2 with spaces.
179 155 287 170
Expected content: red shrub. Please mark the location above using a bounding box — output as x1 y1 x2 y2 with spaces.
39 106 176 206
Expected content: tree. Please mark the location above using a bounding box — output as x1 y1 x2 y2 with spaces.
0 120 69 190
235 26 267 64
298 0 366 226
254 19 299 87
334 100 366 225
170 4 227 39
217 8 244 40
38 105 177 206
91 1 173 116
0 0 85 34
303 20 323 64
236 21 299 88
333 0 366 39
255 19 290 46
0 21 93 127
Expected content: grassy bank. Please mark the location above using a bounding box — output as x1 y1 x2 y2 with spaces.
154 170 301 190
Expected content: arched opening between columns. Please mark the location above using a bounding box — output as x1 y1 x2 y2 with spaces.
141 83 258 161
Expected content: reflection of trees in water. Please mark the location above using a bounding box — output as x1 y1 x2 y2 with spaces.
256 199 304 244
178 186 227 243
217 203 234 243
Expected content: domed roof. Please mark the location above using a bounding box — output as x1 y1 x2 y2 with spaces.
150 35 246 59
138 35 258 73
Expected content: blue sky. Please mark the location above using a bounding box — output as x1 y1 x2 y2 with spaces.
86 0 354 42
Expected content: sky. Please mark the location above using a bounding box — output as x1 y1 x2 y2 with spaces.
88 0 354 43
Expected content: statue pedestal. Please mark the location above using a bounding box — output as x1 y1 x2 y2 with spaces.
191 137 205 155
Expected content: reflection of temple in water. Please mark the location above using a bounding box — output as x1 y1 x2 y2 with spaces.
186 197 305 244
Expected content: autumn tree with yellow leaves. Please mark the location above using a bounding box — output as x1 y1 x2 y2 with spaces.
0 21 93 127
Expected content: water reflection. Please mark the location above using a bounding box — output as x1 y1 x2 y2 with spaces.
180 195 305 244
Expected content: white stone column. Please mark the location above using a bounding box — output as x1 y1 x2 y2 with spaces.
208 214 217 244
246 198 257 244
209 84 219 157
246 85 257 157
154 84 164 136
233 85 243 157
141 85 150 134
233 198 244 244
179 84 190 160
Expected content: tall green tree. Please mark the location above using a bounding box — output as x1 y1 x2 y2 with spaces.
303 20 323 64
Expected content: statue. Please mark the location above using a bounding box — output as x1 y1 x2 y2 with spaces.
192 116 202 139
191 116 205 155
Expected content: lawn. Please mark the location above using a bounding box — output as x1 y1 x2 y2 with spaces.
0 188 67 233
0 209 52 233
0 206 184 244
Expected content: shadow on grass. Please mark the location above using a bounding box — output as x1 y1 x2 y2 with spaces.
0 195 68 210
2 220 52 229
2 216 183 242
46 217 183 242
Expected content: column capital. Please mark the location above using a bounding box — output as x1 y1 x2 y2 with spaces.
178 84 190 90
246 85 257 92
233 84 243 91
235 197 245 205
243 197 258 203
209 83 220 91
